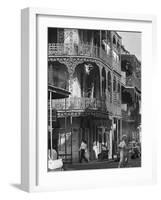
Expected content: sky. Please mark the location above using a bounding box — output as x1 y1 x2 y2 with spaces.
117 31 141 61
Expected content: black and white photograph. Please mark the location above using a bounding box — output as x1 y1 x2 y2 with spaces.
47 28 141 171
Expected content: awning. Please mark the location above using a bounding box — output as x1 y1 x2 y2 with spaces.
48 84 71 99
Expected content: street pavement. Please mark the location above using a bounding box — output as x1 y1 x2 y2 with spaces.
63 158 141 171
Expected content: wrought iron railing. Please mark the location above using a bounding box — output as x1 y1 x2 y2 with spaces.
50 97 108 112
48 43 112 67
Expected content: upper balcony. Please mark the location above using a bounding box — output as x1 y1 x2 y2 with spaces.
48 43 120 69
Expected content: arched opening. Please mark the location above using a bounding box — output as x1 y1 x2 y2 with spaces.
48 61 69 90
73 62 101 98
102 67 106 97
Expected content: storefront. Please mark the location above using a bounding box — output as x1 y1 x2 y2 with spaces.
51 110 112 163
48 84 70 165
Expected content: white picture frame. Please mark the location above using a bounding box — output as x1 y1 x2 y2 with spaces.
21 7 157 192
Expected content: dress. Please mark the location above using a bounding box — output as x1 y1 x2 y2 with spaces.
118 140 126 167
93 144 99 159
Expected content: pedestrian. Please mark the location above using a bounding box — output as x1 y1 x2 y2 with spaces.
93 141 99 160
51 148 58 160
79 140 88 163
48 147 58 160
118 135 128 168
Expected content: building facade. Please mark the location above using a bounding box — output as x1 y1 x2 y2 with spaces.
121 47 141 142
48 28 140 164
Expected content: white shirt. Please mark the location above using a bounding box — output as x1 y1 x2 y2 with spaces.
80 142 87 150
118 141 126 149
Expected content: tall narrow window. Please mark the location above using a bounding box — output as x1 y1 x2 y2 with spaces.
113 35 116 45
118 82 120 93
102 68 106 96
108 71 111 92
113 76 116 92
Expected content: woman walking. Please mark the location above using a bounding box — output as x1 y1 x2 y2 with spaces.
93 141 99 160
118 135 128 168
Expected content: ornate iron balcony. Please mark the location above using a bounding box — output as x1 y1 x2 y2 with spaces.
48 43 114 68
50 97 108 112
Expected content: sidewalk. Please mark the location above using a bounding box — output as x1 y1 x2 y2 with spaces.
63 158 141 171
63 159 116 171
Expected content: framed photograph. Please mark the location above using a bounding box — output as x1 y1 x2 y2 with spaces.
21 8 156 192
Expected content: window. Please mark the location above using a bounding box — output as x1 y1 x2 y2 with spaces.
102 68 106 95
118 82 120 93
108 71 111 92
113 35 116 45
113 76 116 92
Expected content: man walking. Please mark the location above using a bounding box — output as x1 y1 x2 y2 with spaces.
79 140 88 163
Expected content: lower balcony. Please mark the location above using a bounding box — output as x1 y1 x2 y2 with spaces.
50 97 108 112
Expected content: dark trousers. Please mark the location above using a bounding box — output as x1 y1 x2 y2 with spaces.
80 149 88 163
